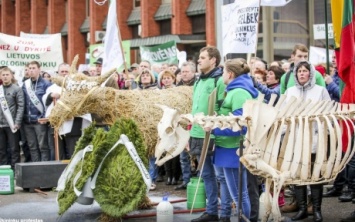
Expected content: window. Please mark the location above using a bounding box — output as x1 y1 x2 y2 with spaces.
132 25 140 38
134 0 140 8
160 20 171 35
191 15 205 34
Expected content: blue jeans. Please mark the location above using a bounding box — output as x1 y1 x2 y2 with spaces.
198 155 232 217
224 167 251 219
149 156 158 183
180 150 191 184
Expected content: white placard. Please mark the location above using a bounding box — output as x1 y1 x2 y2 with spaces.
309 46 334 65
0 33 63 70
313 24 334 40
0 175 11 192
222 0 260 56
261 0 292 6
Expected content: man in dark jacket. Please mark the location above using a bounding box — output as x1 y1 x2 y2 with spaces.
0 67 25 169
22 61 51 162
175 61 197 191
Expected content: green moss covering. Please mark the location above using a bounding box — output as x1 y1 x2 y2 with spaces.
57 118 149 218
57 123 98 214
94 118 148 218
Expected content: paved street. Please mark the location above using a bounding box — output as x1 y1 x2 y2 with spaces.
0 183 354 222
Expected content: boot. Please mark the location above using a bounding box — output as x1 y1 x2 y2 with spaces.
311 184 323 222
291 186 308 221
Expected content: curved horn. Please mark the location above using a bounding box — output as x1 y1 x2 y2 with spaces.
50 75 66 87
70 55 79 75
97 68 117 85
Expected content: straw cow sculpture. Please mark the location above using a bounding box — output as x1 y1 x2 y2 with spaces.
48 69 193 158
156 94 355 222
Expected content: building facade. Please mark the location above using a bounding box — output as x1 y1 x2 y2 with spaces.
0 0 332 65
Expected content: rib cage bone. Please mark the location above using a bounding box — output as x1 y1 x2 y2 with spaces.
175 94 355 221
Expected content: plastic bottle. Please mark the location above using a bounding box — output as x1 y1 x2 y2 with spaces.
0 165 14 195
156 195 173 222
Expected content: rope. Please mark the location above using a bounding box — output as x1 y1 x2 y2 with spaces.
93 0 108 6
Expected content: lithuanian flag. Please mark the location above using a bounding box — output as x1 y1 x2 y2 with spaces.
331 0 355 152
331 0 355 103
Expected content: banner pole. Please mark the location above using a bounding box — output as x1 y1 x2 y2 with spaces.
324 0 330 73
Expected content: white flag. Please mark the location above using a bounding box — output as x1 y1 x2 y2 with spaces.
102 0 124 74
261 0 292 6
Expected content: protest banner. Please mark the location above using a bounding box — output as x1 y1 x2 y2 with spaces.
221 0 260 56
0 33 63 70
139 40 178 65
309 46 334 65
89 40 130 69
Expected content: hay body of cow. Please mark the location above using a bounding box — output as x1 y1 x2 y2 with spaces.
49 73 193 156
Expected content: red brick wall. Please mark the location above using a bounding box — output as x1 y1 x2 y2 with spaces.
48 0 66 62
117 0 133 40
89 0 108 45
1 1 15 35
205 0 216 46
67 0 86 64
48 0 65 33
172 0 192 34
16 0 31 36
141 0 160 37
0 5 2 31
31 0 48 34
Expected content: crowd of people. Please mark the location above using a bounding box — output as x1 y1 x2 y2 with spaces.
0 42 353 222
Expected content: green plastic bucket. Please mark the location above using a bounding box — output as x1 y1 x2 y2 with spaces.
0 165 14 195
187 177 206 209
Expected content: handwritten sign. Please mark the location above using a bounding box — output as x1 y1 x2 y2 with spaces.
313 24 334 40
222 0 260 56
0 33 63 70
0 175 11 192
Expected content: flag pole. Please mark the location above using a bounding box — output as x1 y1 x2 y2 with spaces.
112 0 128 72
324 0 330 74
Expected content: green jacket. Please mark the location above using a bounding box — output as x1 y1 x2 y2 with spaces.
190 67 225 139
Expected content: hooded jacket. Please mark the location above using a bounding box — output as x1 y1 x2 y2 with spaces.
284 61 331 153
212 74 259 148
279 62 326 94
285 61 330 102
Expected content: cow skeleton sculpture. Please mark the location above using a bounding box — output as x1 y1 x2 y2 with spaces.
156 94 355 222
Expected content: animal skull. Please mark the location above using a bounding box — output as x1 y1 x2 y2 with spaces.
155 104 190 166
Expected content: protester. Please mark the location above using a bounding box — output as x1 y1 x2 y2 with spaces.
94 57 103 75
175 61 197 191
22 61 52 162
204 58 258 220
285 61 330 222
255 65 284 104
0 67 25 169
190 46 231 222
43 63 92 160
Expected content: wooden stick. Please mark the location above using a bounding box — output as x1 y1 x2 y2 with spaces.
53 98 60 161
